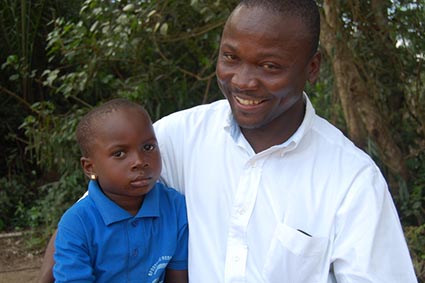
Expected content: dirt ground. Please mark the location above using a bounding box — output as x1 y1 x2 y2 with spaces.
0 232 44 283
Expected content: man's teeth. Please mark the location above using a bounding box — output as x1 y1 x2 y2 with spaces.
235 97 262 105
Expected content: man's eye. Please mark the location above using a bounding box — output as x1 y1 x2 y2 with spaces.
143 144 155 152
223 53 237 61
112 151 125 158
262 63 280 70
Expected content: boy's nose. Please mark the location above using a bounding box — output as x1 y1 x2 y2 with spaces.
132 153 149 169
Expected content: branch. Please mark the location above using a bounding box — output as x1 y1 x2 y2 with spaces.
153 38 216 81
0 85 34 112
177 67 215 81
157 19 225 43
202 76 213 104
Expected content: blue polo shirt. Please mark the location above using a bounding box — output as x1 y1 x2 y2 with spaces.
53 180 188 283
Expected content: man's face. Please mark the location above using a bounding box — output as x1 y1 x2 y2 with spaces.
216 5 320 132
84 108 161 203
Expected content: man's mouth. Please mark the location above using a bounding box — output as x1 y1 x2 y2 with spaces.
235 96 263 106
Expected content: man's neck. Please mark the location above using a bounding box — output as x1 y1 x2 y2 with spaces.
241 101 306 153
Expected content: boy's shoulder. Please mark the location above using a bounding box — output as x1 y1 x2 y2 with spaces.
58 195 97 227
153 182 185 201
151 182 186 216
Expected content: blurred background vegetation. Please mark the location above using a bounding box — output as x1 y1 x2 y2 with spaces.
0 0 424 280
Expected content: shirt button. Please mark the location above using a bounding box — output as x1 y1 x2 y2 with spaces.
234 256 240 262
238 209 246 215
131 221 138 227
132 248 139 257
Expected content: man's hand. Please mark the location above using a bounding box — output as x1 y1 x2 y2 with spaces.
38 230 57 283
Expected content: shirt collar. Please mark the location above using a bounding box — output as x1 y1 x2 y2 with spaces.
288 93 315 147
223 93 315 151
88 180 160 226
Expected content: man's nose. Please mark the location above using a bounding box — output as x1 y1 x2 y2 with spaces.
230 64 259 90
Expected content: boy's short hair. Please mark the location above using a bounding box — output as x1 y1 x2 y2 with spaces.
76 98 148 157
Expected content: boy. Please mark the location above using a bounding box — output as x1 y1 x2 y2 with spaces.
53 99 188 283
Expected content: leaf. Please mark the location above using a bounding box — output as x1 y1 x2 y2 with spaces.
160 23 168 36
123 4 135 13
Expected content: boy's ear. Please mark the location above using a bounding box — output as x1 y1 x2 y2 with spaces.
80 157 95 179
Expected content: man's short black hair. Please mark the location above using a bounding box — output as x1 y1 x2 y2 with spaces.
237 0 320 55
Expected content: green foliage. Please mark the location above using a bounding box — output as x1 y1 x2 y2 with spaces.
30 172 87 230
405 225 425 281
20 102 82 174
0 175 37 231
41 0 235 118
399 169 425 225
0 0 84 232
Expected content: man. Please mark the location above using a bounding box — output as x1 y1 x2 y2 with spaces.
40 0 417 282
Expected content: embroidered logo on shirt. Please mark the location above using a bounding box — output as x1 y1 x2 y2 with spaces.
148 255 172 283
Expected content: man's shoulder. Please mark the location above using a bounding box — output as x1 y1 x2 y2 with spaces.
310 115 377 168
154 99 229 127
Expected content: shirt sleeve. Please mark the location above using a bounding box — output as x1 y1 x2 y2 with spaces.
154 115 186 194
331 166 417 282
167 194 188 270
53 209 95 282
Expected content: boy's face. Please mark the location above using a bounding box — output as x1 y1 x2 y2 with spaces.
82 107 161 204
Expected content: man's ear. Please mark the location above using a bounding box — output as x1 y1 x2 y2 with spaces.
307 51 321 85
80 157 95 179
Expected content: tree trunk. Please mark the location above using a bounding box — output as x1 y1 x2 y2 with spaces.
320 1 408 191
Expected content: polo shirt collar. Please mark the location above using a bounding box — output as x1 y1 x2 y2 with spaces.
88 180 160 226
223 93 315 150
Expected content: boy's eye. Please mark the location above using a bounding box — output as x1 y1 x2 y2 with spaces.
143 144 155 152
112 151 125 158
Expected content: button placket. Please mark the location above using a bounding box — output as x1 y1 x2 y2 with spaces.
224 159 263 283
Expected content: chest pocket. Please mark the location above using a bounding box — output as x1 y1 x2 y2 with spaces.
262 223 329 283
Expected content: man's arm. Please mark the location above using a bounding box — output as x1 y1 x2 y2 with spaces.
38 229 57 283
165 268 188 283
332 168 417 282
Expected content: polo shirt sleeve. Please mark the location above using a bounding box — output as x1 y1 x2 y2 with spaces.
53 208 95 282
331 165 417 282
167 193 189 270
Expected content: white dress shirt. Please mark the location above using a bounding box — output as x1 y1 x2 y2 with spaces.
154 96 417 283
